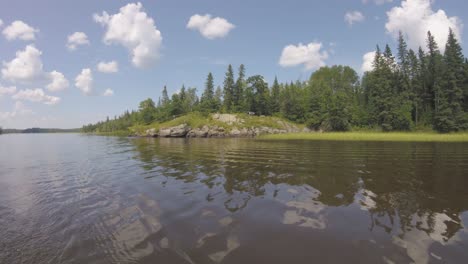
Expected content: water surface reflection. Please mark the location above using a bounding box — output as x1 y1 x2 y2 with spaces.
0 135 467 263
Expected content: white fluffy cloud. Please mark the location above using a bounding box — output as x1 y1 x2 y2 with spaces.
0 19 3 28
94 2 162 68
2 45 69 92
47 71 69 92
75 68 93 95
362 0 393 5
66 32 90 51
97 61 118 73
361 51 376 72
12 88 60 105
2 45 44 82
345 11 365 26
279 42 328 70
103 88 114 96
2 20 38 41
187 14 235 39
0 85 17 96
0 101 34 121
385 0 463 52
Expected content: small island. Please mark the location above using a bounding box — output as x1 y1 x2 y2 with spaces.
82 31 468 142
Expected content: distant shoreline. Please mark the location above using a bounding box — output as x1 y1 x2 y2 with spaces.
0 128 80 134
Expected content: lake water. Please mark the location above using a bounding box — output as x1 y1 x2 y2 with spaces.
1 134 467 263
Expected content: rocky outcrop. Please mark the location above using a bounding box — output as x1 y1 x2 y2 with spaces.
169 124 191 137
186 125 209 138
144 124 191 138
145 128 157 137
142 123 299 138
139 114 304 138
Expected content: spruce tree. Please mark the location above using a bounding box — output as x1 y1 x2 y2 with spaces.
200 72 216 113
270 76 281 114
234 64 246 112
426 31 443 119
215 86 223 112
223 64 235 112
161 86 170 106
436 28 465 131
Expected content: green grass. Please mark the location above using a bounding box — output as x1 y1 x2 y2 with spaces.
260 132 468 142
90 130 133 137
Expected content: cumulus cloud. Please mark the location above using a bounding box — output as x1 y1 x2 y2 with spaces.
47 71 69 92
12 88 60 105
362 0 393 5
279 42 328 70
345 11 365 26
66 32 90 51
75 68 93 95
361 51 376 72
0 85 17 96
94 2 162 68
385 0 463 52
97 60 118 73
2 45 44 83
13 101 33 115
0 101 34 120
103 88 114 96
0 19 3 28
2 20 38 41
2 45 69 94
187 14 235 39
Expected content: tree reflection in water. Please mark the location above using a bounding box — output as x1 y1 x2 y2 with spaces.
130 137 468 262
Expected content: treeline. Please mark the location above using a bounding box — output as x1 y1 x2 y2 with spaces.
0 128 80 134
83 29 468 133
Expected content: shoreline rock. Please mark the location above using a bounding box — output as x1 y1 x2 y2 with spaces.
140 123 301 138
138 114 303 138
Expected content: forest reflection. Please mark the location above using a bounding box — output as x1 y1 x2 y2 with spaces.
130 138 468 243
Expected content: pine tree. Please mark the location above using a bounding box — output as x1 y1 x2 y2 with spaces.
223 64 235 112
161 86 169 106
270 76 281 114
397 31 410 79
215 86 223 112
426 31 443 119
436 28 465 131
408 49 422 125
417 47 432 124
234 64 246 112
464 59 468 112
200 72 216 113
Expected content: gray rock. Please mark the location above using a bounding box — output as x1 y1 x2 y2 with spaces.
187 128 208 138
170 124 190 137
158 124 191 137
158 128 171 137
145 128 157 137
230 127 241 137
208 126 226 137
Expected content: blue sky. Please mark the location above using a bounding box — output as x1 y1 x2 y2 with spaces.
0 0 466 129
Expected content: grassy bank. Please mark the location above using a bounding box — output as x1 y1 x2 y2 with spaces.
260 132 468 142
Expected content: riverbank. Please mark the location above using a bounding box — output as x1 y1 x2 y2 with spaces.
85 113 468 142
260 132 468 142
